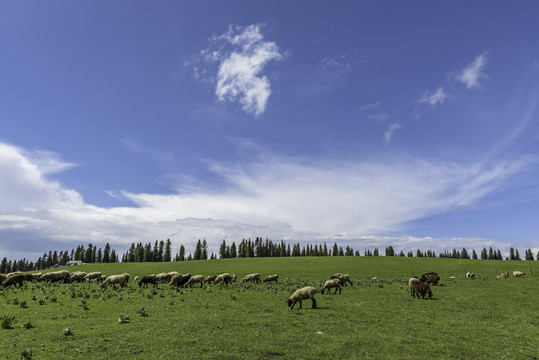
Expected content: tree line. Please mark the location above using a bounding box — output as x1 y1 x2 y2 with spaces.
1 238 537 275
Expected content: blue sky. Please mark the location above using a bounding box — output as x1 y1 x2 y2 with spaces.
1 1 539 260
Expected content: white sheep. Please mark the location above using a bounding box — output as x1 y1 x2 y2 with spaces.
321 279 342 294
84 272 103 282
263 274 279 283
286 286 317 310
513 271 525 278
215 273 234 285
466 272 475 279
186 275 205 288
69 271 87 283
205 275 217 283
330 273 353 286
101 274 129 289
241 273 261 283
156 273 173 283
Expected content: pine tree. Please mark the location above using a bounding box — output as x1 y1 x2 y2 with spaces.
333 243 338 256
509 247 515 260
515 249 520 260
472 250 478 260
164 239 172 262
103 243 111 263
179 244 185 261
202 239 208 260
230 242 237 258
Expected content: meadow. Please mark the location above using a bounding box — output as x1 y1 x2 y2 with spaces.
1 257 538 359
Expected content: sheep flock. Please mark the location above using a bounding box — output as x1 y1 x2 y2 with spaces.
0 267 532 311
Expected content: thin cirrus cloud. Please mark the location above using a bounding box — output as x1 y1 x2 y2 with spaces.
457 53 488 89
194 24 283 117
418 87 448 107
0 141 535 259
384 122 403 143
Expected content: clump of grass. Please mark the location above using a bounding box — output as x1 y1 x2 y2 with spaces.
1 314 15 329
20 348 34 360
63 327 73 336
21 320 34 329
19 300 27 308
137 307 149 317
80 298 89 310
118 313 130 324
11 298 19 305
38 299 46 306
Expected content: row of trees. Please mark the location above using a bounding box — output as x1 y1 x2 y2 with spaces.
1 238 537 275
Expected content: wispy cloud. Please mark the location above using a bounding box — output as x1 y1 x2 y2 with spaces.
359 101 382 112
384 122 402 143
457 53 488 89
193 24 283 117
419 87 448 106
368 112 389 122
1 141 535 260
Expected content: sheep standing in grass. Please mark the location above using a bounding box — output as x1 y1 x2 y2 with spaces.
513 271 525 278
156 273 173 283
321 279 342 294
84 272 103 282
69 271 87 283
263 274 279 283
186 275 205 288
242 273 261 283
169 273 192 288
205 275 217 283
138 275 158 288
408 278 432 299
2 273 25 287
39 270 70 283
215 273 234 285
425 274 440 286
330 273 353 286
101 274 129 289
496 272 509 279
466 272 475 279
286 286 317 310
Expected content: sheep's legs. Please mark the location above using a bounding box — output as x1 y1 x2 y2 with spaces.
311 298 316 309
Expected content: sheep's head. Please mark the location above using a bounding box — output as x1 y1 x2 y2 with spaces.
320 288 325 294
286 299 294 308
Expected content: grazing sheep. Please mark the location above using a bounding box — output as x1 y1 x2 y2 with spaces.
513 271 525 278
138 275 159 288
186 275 205 288
495 272 509 279
263 274 279 283
425 274 440 286
101 274 129 289
28 273 42 281
2 273 25 287
408 278 432 299
286 286 317 310
6 271 24 278
156 272 173 283
242 273 261 283
230 273 237 282
330 273 353 286
39 270 70 283
205 275 217 283
168 271 180 277
215 273 234 285
321 279 342 294
420 272 439 283
169 273 192 288
134 276 139 282
84 272 103 282
466 272 475 279
69 271 87 283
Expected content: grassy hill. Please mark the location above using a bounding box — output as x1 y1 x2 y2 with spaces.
2 257 538 359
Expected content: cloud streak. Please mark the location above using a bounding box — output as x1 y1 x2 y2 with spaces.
457 53 488 89
418 87 448 106
0 141 535 259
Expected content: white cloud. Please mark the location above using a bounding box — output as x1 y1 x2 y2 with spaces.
359 101 382 112
457 53 488 89
198 24 283 117
0 141 535 260
368 112 388 122
419 87 448 106
384 122 402 143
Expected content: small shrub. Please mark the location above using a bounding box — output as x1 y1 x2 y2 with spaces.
137 307 149 317
38 299 46 306
19 300 27 308
21 320 34 329
118 313 130 324
20 348 34 360
1 314 15 329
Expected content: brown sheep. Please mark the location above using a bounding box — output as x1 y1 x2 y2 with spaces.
169 273 192 288
409 278 432 299
425 274 440 286
2 273 25 287
138 275 159 288
205 275 217 283
286 286 317 310
263 274 279 283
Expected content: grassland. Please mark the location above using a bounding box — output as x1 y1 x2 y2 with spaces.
1 257 538 359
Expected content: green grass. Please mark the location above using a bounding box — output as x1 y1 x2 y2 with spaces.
1 257 538 359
